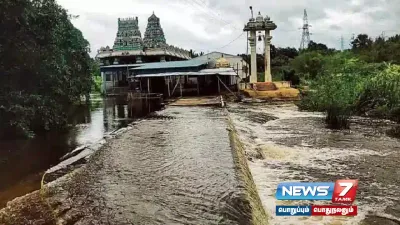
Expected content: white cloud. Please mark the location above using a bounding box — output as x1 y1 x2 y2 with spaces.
56 0 400 57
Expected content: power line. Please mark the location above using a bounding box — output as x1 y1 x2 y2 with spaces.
181 0 241 30
195 32 245 53
193 0 241 30
195 0 226 21
180 0 228 26
215 32 245 50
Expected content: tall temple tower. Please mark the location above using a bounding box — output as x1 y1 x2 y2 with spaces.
113 17 144 51
143 12 167 48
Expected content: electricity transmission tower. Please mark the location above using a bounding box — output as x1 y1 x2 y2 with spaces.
300 9 311 50
341 36 344 51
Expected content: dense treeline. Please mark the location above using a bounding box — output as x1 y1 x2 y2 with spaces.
0 0 93 138
293 34 400 130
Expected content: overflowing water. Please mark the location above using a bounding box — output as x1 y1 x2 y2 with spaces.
62 106 252 224
228 103 400 225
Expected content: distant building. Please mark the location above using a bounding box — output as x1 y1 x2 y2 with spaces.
192 52 248 80
128 52 249 97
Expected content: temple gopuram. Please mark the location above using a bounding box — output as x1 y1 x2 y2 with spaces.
96 13 191 66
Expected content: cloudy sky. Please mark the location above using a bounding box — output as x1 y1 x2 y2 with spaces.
57 0 399 57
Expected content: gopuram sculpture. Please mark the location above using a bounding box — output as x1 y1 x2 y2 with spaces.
143 12 167 48
96 13 192 63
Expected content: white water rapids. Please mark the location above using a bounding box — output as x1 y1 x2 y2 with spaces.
228 103 400 225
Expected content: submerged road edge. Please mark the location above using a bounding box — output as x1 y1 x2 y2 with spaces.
0 122 138 225
226 109 270 225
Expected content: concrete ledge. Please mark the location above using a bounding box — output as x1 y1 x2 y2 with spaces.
226 111 269 225
242 88 300 100
168 96 223 107
273 81 291 88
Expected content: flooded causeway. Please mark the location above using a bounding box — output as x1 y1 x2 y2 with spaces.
59 106 252 224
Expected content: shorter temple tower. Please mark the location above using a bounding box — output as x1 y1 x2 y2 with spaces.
143 12 166 48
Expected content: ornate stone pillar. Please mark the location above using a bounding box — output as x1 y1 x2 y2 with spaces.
249 30 257 83
264 30 272 82
101 72 106 94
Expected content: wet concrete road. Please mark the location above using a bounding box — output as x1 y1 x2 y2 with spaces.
228 103 400 225
62 106 251 225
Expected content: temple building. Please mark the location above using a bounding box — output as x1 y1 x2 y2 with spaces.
97 13 193 93
96 13 248 96
97 13 190 66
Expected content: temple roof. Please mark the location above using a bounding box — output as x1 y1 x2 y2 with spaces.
131 59 206 71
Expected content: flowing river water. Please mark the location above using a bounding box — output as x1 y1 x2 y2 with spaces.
1 99 400 225
0 97 145 208
53 106 252 224
228 102 400 225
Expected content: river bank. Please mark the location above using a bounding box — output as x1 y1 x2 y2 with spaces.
0 106 266 225
0 97 141 208
228 102 400 225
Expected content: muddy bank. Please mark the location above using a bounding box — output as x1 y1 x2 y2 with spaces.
0 106 261 225
228 102 400 225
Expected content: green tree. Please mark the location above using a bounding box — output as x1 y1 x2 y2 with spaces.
351 34 373 51
308 41 328 52
290 51 324 79
91 60 102 94
0 0 93 138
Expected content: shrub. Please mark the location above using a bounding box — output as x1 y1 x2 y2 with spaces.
92 76 103 94
356 64 400 119
298 55 400 128
290 51 324 79
297 53 371 129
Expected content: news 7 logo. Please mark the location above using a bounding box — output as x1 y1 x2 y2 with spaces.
332 180 358 203
275 180 358 204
